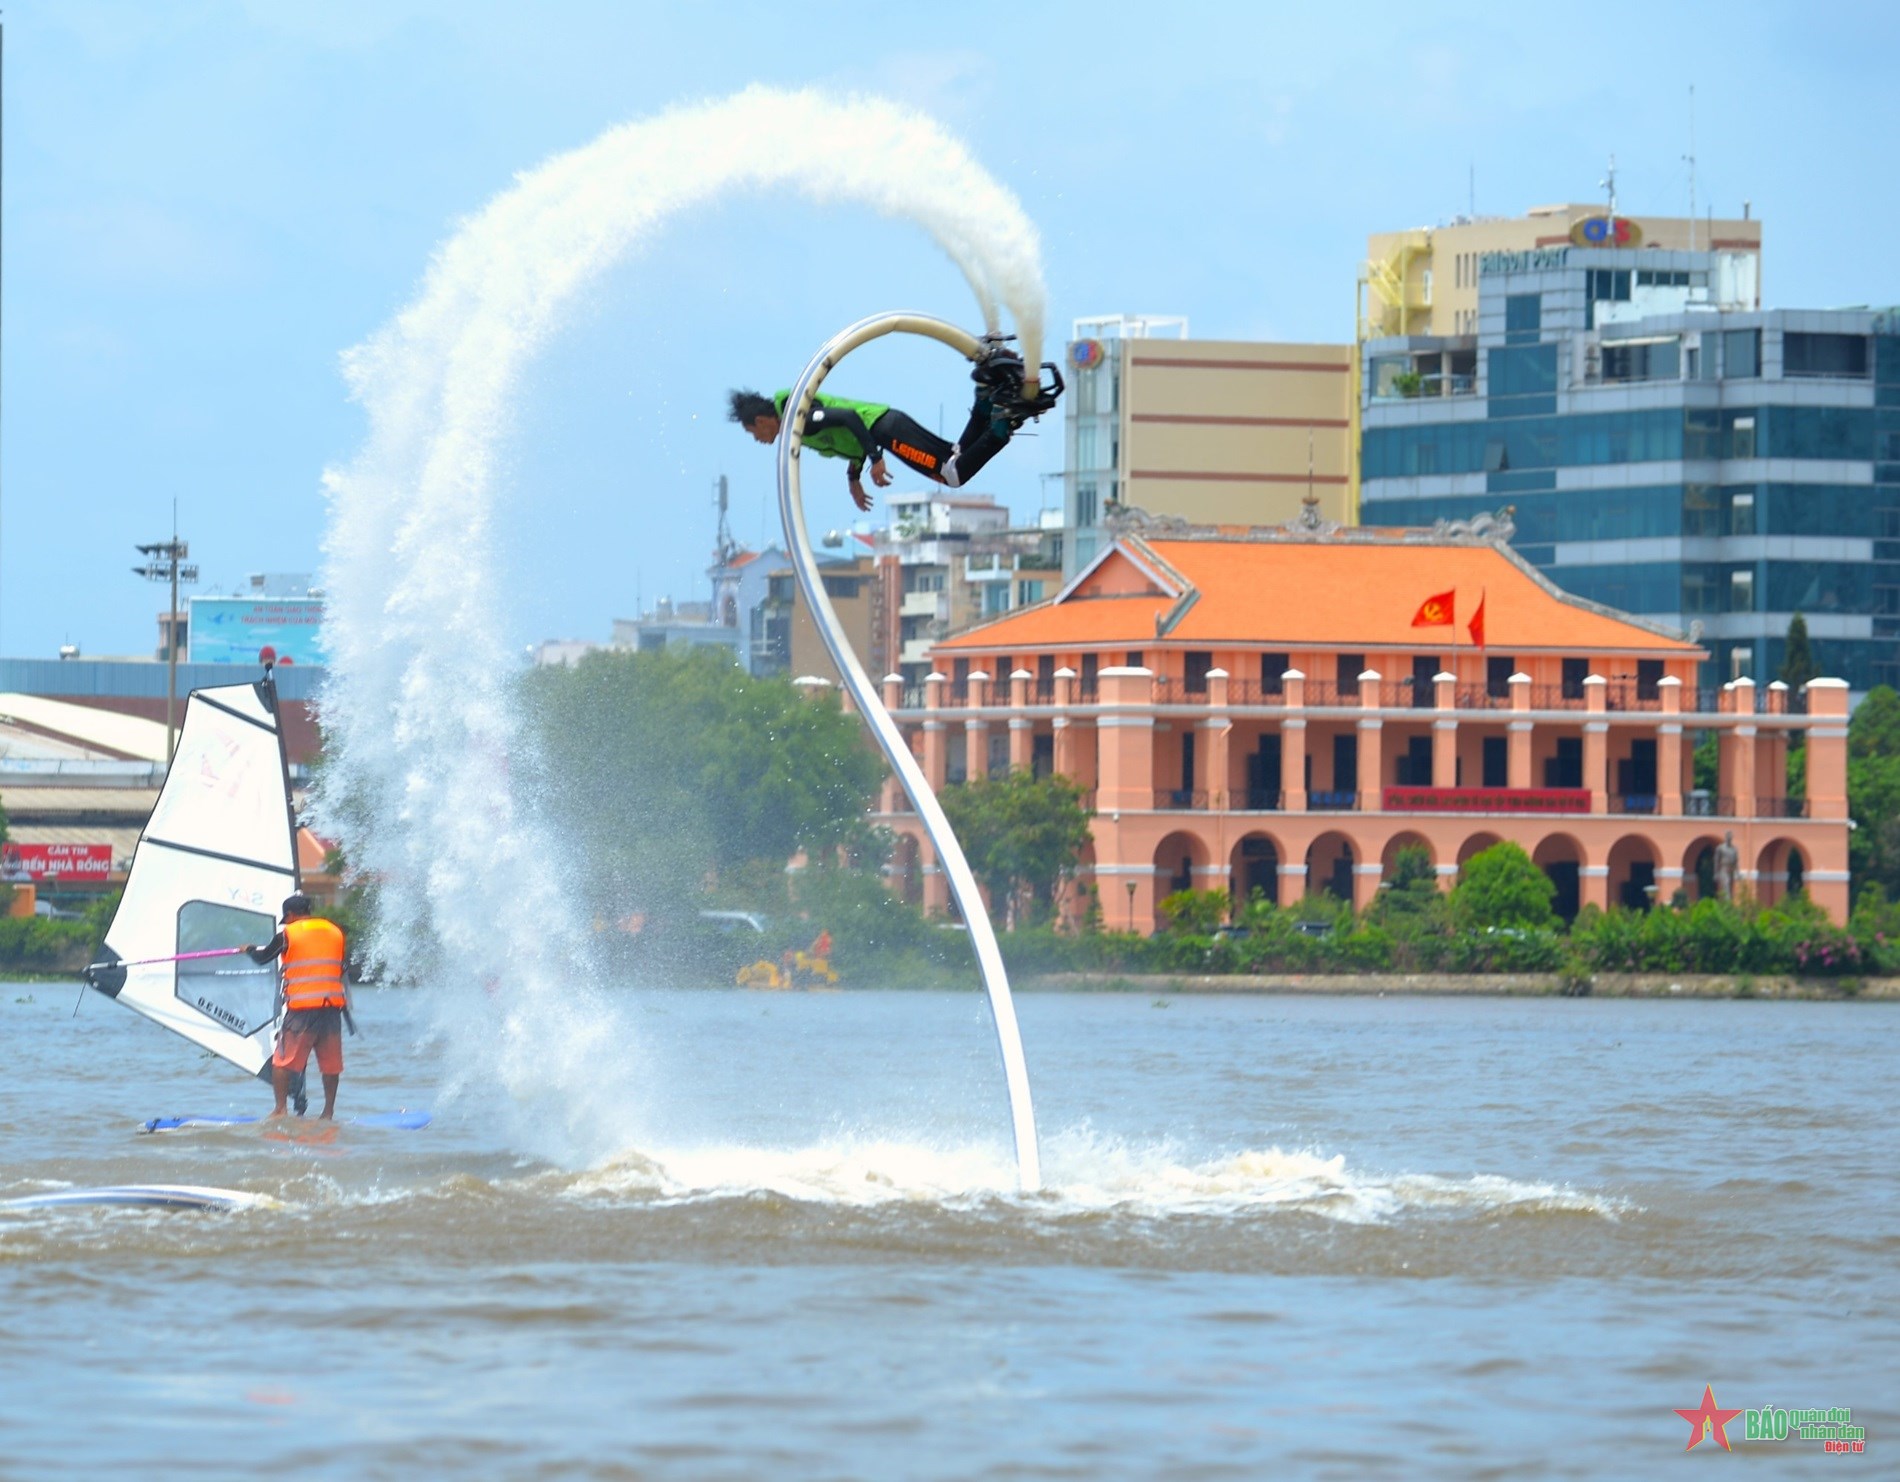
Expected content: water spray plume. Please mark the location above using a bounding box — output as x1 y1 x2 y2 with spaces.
316 88 1047 1163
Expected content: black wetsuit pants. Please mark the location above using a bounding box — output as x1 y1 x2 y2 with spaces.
869 397 1010 489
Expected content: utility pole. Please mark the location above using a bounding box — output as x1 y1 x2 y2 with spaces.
133 505 198 762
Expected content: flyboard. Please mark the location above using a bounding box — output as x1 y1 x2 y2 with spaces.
3 1185 279 1212
79 662 428 1130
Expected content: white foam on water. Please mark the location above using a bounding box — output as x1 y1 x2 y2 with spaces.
315 89 1046 1166
559 1127 1631 1225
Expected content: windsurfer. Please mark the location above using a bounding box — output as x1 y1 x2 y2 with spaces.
247 893 351 1119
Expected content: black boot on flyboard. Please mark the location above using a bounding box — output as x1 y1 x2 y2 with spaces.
971 333 1064 428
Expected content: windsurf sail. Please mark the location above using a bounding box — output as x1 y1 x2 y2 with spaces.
84 667 301 1084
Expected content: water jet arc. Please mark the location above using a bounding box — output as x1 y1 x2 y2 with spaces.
777 312 1042 1193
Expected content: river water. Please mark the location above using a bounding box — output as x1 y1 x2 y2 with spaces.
1 983 1890 1478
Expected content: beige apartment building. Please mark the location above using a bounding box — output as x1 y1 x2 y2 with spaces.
1363 203 1763 339
1060 316 1357 575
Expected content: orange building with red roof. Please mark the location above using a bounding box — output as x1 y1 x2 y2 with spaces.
872 519 1849 927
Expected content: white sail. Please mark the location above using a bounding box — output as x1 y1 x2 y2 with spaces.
86 673 301 1082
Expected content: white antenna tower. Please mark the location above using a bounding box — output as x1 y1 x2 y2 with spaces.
1685 85 1698 251
1599 154 1618 223
712 473 738 565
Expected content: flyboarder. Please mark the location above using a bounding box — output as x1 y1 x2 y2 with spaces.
730 338 1061 511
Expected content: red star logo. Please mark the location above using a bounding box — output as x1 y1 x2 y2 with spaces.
1674 1385 1744 1451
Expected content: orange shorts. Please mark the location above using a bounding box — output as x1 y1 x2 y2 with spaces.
274 1007 343 1076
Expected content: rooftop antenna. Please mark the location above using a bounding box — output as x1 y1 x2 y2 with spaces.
1599 153 1618 225
712 473 739 566
1685 85 1698 251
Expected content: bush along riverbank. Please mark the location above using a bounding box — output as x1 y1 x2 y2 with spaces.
0 890 117 978
0 915 105 976
994 844 1900 996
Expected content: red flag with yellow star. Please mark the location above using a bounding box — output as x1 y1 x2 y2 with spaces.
1410 590 1455 627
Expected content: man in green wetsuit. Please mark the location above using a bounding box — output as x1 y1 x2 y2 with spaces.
730 344 1053 511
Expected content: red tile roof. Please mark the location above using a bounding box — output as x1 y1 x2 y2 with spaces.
936 536 1699 656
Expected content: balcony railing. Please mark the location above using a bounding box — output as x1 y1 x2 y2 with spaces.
891 672 1820 721
1600 683 1663 712
1153 789 1210 810
1153 677 1213 704
1614 794 1659 815
1239 788 1283 811
1307 789 1358 811
1767 797 1810 818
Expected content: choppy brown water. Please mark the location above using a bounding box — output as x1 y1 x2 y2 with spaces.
2 985 1892 1478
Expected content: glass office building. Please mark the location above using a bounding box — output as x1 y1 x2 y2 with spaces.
1360 247 1900 691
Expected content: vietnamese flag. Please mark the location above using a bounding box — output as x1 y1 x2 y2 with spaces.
1411 590 1455 627
1468 591 1487 648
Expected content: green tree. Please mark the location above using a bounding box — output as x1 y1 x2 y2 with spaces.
1779 612 1816 691
1779 614 1815 793
1849 685 1900 760
938 770 1092 927
1450 841 1558 931
1158 888 1229 935
1374 843 1445 924
1692 730 1719 794
1848 686 1900 901
524 649 885 920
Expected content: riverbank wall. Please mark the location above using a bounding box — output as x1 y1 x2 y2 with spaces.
1017 972 1898 1000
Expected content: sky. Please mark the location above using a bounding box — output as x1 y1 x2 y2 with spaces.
4 0 1899 661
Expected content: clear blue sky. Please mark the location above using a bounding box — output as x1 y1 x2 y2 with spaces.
5 0 1897 660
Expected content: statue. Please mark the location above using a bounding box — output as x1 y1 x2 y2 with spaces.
1712 831 1739 901
1106 502 1193 538
1430 505 1518 542
1278 491 1342 537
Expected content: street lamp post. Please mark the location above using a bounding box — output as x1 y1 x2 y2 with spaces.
1126 879 1138 932
133 521 198 762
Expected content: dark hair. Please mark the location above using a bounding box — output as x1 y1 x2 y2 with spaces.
282 893 315 918
728 389 776 426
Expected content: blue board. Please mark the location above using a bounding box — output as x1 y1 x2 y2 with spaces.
4 1184 276 1211
140 1109 432 1134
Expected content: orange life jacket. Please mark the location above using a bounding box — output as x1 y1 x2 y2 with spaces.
281 917 348 1011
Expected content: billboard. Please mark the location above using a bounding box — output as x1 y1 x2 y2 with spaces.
188 596 324 666
1 843 115 881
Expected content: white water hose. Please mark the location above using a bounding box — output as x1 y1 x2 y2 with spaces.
776 312 1042 1193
